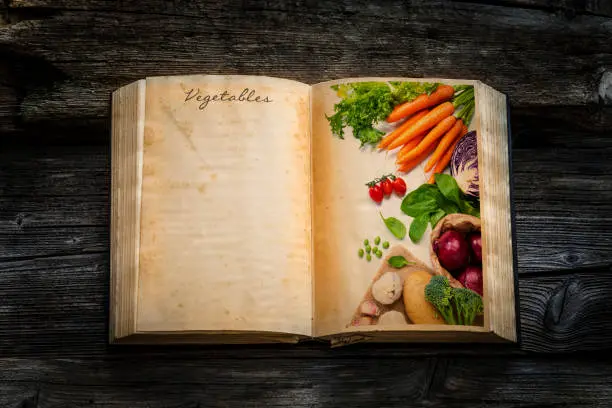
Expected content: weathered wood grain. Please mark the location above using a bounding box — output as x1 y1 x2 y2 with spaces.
1 355 611 407
454 0 612 17
1 1 611 127
1 249 609 356
519 268 612 352
1 0 612 405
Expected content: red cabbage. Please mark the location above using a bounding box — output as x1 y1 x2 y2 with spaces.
450 131 479 198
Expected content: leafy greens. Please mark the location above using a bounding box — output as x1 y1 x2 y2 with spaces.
400 174 480 243
327 81 439 147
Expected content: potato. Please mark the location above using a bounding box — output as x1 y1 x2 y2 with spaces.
402 270 445 324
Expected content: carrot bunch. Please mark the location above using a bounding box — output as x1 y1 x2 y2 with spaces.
378 84 475 181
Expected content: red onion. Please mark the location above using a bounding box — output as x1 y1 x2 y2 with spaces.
467 232 482 264
435 230 470 272
457 265 483 296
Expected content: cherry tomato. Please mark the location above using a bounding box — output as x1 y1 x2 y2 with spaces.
368 184 383 203
392 177 407 197
381 179 393 197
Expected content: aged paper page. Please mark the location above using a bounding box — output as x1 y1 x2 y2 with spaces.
311 78 478 337
137 75 312 336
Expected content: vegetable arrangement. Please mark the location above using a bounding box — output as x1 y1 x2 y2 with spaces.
327 82 439 147
400 174 480 243
366 174 406 204
377 85 475 178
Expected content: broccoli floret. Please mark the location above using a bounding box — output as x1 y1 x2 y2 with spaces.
424 275 457 325
452 287 483 326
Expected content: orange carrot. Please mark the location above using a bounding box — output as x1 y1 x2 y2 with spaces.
397 143 437 173
397 132 426 158
397 115 456 164
461 124 468 136
387 85 455 123
378 110 429 149
387 102 455 150
424 119 464 172
427 137 462 183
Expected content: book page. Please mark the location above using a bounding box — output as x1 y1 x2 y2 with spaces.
137 75 312 336
312 78 482 337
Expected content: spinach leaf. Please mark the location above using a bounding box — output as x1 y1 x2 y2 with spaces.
438 200 460 215
429 209 446 228
380 212 406 240
388 256 415 269
435 173 480 217
435 173 462 207
409 213 429 243
400 184 441 217
460 200 481 218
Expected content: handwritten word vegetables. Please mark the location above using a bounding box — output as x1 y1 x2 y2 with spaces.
400 174 480 243
366 174 407 203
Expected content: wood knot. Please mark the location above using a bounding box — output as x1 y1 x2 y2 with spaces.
13 212 26 229
544 276 582 332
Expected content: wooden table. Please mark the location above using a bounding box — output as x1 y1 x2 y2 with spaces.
2 1 612 406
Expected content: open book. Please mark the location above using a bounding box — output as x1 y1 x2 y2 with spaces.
110 75 517 346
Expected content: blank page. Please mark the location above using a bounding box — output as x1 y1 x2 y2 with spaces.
136 75 312 336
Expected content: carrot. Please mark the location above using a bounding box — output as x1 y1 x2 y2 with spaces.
378 110 429 149
397 132 426 159
387 102 455 150
461 124 468 136
387 85 455 123
424 119 464 172
396 115 456 164
397 143 437 173
427 137 462 183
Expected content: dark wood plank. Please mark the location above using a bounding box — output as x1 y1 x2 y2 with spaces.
0 145 108 197
0 384 37 408
453 0 612 17
7 0 612 18
0 254 109 356
2 250 610 356
1 1 611 128
429 356 612 407
1 355 612 407
515 216 612 273
0 226 107 260
0 195 108 229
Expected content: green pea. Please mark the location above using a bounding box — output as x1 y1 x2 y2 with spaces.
382 241 390 249
358 248 364 258
374 236 381 245
364 239 369 246
365 246 371 254
373 246 379 253
366 254 372 261
375 251 382 258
